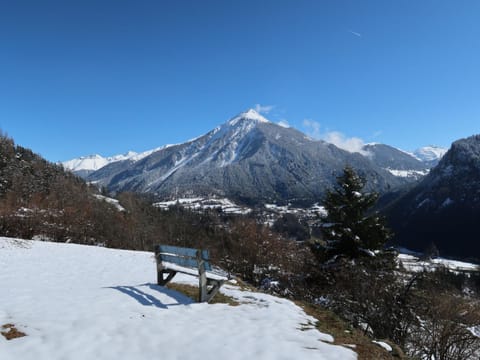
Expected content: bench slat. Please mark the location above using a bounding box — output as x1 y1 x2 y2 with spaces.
159 254 199 268
159 254 212 271
157 244 198 258
156 245 210 262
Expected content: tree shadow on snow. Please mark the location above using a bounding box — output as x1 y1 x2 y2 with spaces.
106 283 194 308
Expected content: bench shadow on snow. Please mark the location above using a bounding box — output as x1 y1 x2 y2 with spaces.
106 283 194 308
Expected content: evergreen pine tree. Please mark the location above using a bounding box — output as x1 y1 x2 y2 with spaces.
321 166 391 258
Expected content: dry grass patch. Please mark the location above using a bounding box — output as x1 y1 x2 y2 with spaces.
1 324 26 340
166 283 240 306
297 302 406 360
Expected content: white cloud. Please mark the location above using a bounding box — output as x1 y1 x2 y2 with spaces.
254 104 275 114
323 131 367 155
302 119 321 139
302 119 367 155
277 119 290 128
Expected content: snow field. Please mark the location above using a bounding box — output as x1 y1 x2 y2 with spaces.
0 238 356 360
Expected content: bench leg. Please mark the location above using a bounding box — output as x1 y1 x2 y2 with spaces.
158 270 177 286
199 279 225 303
199 269 208 302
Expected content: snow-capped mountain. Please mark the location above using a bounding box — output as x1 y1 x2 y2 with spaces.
413 146 447 166
62 110 273 174
386 135 480 259
62 148 166 177
65 112 440 182
80 109 425 203
63 154 130 174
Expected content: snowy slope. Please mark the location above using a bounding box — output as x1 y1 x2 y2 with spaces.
62 147 166 172
413 146 448 163
398 253 478 273
62 154 113 172
0 238 356 360
62 110 270 173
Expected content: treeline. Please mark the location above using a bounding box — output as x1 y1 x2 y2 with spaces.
0 133 124 243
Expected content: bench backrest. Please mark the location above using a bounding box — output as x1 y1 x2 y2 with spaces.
155 244 212 271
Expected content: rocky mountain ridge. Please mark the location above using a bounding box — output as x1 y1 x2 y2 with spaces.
64 129 446 176
63 110 445 204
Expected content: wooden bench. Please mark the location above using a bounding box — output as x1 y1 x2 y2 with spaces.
154 244 227 303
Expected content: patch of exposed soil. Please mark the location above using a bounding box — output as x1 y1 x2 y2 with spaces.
1 323 26 340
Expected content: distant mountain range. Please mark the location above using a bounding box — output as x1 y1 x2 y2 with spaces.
62 148 165 178
63 109 445 204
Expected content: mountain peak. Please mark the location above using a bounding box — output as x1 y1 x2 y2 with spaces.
228 109 270 126
414 145 448 163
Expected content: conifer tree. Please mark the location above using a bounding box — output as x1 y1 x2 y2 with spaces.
321 166 391 258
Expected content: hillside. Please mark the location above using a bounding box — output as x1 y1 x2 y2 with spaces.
0 133 132 244
363 143 429 179
386 135 480 259
0 238 356 360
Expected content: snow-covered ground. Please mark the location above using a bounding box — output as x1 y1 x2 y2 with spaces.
398 253 478 273
93 194 126 212
264 203 327 217
0 238 356 360
153 197 328 221
153 197 252 215
385 168 429 178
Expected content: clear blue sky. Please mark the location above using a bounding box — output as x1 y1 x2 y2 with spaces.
1 0 479 162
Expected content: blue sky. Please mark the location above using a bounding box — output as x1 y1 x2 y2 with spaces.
1 1 480 162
